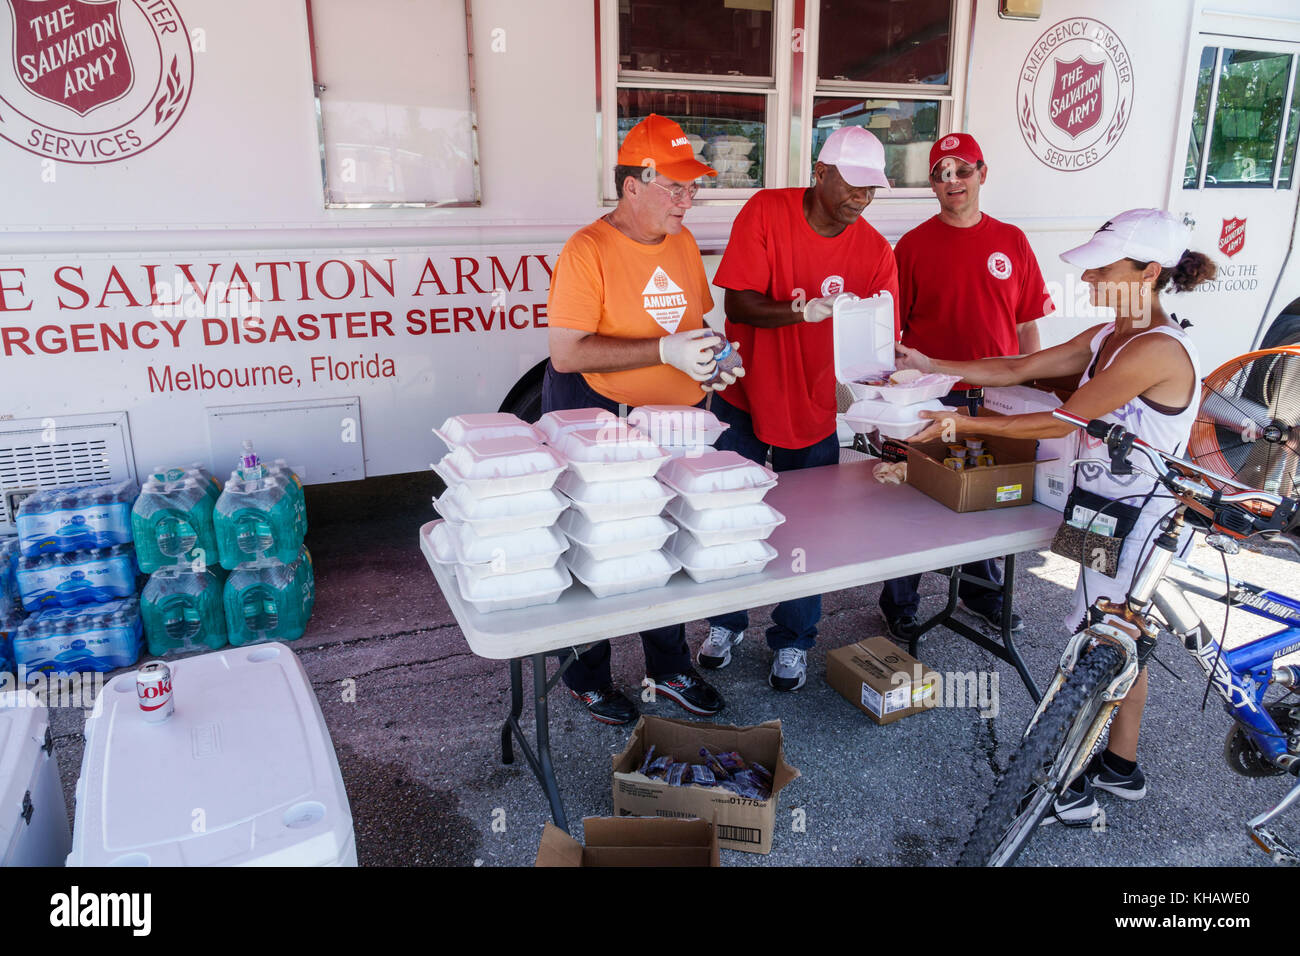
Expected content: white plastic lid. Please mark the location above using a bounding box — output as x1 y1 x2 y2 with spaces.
537 408 620 444
434 413 544 448
658 450 776 494
626 405 728 447
832 291 896 383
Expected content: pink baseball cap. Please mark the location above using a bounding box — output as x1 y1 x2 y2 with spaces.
817 126 890 189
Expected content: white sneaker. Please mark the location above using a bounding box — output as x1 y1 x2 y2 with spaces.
769 647 807 691
697 626 744 670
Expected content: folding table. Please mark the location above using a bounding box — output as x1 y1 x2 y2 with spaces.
420 460 1060 830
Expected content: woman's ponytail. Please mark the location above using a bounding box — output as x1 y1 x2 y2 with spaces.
1159 250 1217 293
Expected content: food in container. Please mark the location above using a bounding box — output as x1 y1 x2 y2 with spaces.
874 373 963 406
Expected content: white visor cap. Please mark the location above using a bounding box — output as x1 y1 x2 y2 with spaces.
1061 209 1192 270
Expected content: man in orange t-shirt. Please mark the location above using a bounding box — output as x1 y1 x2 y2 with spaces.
544 114 744 726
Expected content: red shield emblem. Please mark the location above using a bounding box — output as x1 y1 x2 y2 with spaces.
1219 217 1246 258
1049 56 1105 140
8 0 133 117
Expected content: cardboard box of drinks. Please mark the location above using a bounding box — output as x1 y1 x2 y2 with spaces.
905 410 1046 513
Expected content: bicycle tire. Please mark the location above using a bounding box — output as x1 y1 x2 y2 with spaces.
959 643 1126 867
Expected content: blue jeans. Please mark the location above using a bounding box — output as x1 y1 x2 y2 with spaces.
707 395 839 652
541 362 696 692
879 389 1003 621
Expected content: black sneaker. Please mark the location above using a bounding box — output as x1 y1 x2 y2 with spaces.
646 670 725 716
886 614 922 642
569 686 637 725
960 600 1024 633
1086 751 1148 800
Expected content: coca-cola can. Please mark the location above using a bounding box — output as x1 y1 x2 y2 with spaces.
136 661 174 723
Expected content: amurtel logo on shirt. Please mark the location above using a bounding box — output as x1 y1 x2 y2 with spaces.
642 266 688 333
987 252 1013 280
821 275 845 296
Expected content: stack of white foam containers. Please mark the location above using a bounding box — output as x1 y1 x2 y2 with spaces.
631 406 784 584
427 414 572 614
539 409 680 599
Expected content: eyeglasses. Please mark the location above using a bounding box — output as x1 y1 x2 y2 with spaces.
929 162 981 183
647 179 700 203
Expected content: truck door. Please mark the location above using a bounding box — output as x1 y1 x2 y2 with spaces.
1169 34 1300 372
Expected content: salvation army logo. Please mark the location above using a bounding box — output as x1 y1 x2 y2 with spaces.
987 252 1013 280
939 135 960 151
0 0 192 163
1016 17 1133 172
820 275 845 296
1219 217 1246 258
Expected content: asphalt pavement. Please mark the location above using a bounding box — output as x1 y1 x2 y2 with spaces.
44 470 1300 867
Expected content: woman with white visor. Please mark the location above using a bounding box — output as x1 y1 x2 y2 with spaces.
899 208 1217 826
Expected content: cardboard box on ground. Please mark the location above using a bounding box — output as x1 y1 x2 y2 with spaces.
826 636 940 725
982 385 1081 512
611 716 799 855
906 408 1049 513
535 817 720 867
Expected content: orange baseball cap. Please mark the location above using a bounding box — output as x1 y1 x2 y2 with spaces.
618 114 717 183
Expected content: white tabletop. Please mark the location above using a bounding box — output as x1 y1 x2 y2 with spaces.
420 460 1061 660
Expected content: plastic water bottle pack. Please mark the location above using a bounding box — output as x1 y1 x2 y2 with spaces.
12 597 143 674
0 536 18 610
140 566 228 657
132 473 219 573
15 544 138 611
15 480 138 556
214 443 306 569
0 602 20 674
224 545 315 645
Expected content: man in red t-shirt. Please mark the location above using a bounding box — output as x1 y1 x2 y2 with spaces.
698 126 899 692
880 132 1055 641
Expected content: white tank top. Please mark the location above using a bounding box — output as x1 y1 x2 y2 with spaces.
1073 322 1201 502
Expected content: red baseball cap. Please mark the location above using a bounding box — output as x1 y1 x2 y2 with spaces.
618 114 717 183
929 132 984 173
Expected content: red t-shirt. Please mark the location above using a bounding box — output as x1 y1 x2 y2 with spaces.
715 188 899 449
896 213 1055 366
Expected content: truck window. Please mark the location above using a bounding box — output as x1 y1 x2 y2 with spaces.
599 0 961 199
308 0 480 207
1183 46 1299 190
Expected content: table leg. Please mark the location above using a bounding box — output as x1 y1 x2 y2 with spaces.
899 555 1042 703
497 654 571 832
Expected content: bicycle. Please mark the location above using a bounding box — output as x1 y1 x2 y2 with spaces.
959 409 1300 867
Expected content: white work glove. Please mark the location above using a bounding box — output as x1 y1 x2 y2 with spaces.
659 328 722 382
801 291 857 323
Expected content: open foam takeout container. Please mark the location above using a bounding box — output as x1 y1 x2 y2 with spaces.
875 373 962 406
433 436 566 497
832 291 898 400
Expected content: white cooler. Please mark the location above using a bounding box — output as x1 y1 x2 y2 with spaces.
68 643 357 867
0 691 72 867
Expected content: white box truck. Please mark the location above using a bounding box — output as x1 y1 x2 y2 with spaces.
1 0 1297 527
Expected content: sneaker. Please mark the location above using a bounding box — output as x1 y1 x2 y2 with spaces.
1039 777 1101 827
960 600 1025 634
569 686 637 726
646 670 725 716
698 626 745 670
1086 752 1148 800
886 614 922 643
769 647 808 691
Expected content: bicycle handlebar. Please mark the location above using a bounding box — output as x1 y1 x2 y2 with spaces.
1050 409 1297 537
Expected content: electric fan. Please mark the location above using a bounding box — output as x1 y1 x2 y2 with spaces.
1188 346 1300 500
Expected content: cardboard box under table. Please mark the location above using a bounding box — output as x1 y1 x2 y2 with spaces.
906 411 1043 513
612 716 799 855
826 636 940 725
535 816 720 867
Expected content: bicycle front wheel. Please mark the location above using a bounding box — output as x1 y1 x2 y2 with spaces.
959 643 1126 867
